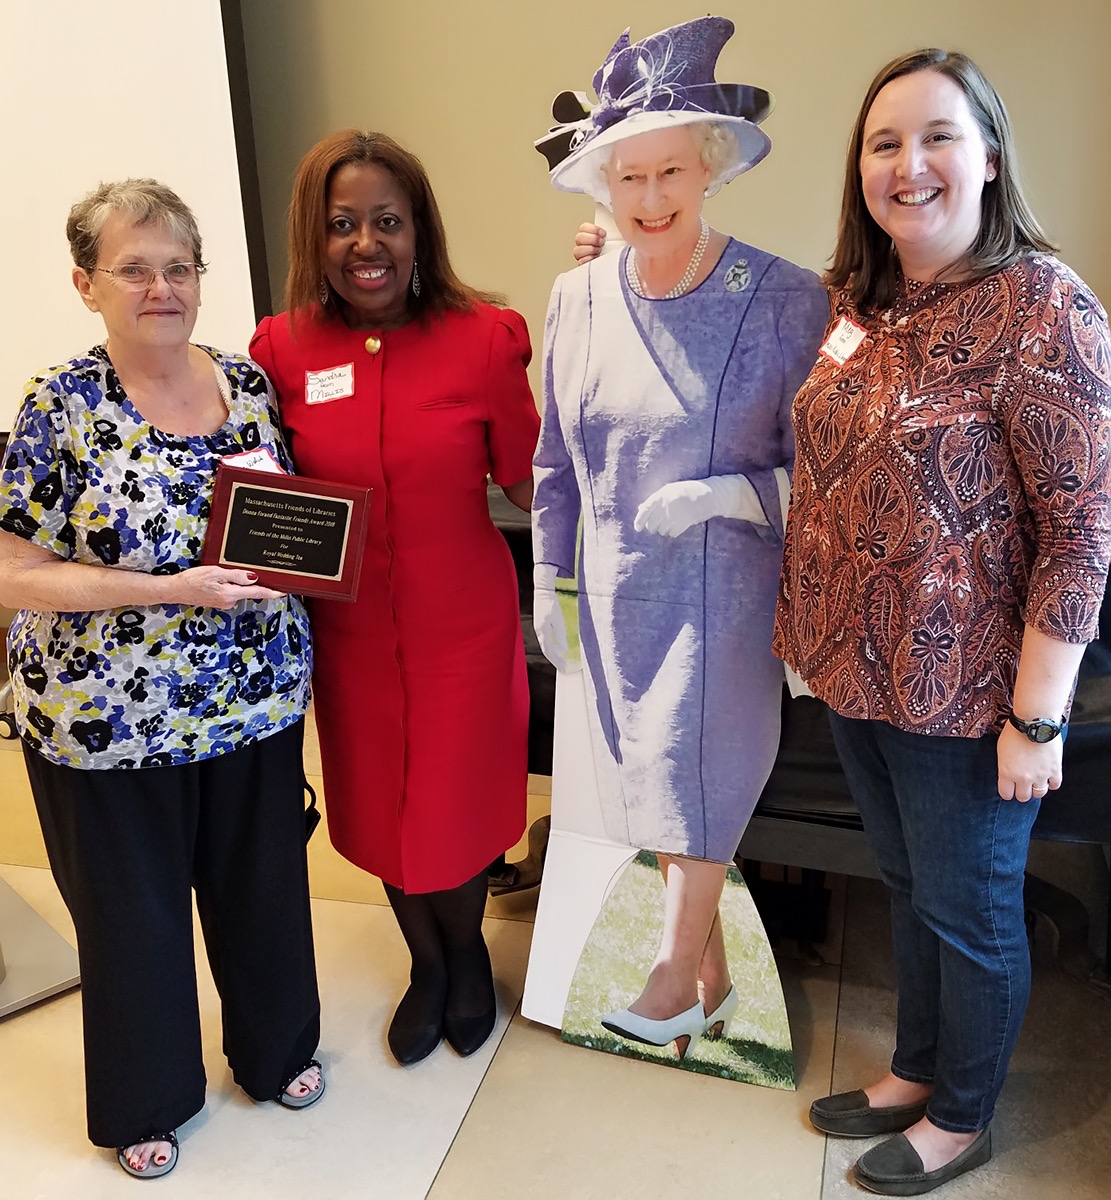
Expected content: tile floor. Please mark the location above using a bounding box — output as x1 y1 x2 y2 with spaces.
1 717 1110 1198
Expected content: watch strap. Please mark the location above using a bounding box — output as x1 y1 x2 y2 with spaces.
1007 712 1064 743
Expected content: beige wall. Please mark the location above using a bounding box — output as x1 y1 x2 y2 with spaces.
0 0 256 430
241 0 1111 377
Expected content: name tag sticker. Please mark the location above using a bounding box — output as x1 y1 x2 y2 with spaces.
305 362 354 405
221 448 286 474
819 316 868 367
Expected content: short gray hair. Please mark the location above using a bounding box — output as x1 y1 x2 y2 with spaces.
66 179 203 272
689 121 743 193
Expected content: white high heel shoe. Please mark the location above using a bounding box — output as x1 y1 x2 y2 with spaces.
702 984 738 1040
600 1000 706 1059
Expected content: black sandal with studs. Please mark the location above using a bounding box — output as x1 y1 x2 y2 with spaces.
116 1130 179 1179
276 1058 326 1110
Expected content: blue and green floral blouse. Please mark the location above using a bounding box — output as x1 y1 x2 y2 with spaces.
0 345 312 769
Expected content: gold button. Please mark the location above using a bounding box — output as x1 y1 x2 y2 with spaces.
364 336 382 355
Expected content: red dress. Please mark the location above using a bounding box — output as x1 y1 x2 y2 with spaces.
251 305 539 892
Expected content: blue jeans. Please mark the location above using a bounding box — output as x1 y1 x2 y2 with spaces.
828 714 1041 1133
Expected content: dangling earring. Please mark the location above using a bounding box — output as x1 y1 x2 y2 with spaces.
319 277 329 306
411 258 421 299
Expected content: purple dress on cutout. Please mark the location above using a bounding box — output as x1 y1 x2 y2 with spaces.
533 239 829 860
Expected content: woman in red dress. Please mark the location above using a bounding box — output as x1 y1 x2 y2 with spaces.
251 131 539 1064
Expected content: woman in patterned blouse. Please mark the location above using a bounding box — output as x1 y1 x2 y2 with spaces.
0 181 324 1179
774 51 1111 1195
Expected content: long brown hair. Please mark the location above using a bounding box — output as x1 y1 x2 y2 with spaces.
827 49 1055 314
285 129 501 324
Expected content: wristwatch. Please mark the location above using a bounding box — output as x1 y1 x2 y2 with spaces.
1006 712 1064 743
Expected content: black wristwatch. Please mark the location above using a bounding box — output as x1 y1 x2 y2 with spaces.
1006 712 1064 743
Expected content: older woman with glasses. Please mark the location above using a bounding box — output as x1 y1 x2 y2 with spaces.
0 179 323 1180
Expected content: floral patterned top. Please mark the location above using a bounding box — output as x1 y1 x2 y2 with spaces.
774 254 1111 736
0 345 312 769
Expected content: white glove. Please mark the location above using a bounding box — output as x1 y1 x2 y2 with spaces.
633 475 768 538
533 563 580 673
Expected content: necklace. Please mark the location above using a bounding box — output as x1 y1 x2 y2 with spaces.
625 219 710 299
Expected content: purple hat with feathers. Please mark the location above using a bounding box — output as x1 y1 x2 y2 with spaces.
535 16 774 204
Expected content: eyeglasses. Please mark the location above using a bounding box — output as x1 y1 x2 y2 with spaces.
94 262 208 290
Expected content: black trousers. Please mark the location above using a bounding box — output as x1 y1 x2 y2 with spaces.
25 719 320 1148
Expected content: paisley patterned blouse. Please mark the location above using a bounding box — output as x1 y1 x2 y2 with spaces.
774 254 1111 736
0 345 312 769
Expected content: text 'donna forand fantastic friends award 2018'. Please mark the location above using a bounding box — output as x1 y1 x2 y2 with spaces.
202 464 371 601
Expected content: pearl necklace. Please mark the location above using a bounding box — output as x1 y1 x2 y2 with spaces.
625 220 710 299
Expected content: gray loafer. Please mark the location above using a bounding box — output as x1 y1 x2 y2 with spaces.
853 1127 992 1195
809 1089 929 1138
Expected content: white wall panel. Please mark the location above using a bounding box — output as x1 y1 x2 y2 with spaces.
0 0 254 429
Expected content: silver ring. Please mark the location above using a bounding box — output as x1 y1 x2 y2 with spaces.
1031 786 1047 795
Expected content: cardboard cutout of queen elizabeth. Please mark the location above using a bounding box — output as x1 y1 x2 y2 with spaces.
522 17 830 1083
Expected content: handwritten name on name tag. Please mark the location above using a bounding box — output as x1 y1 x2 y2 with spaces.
819 316 868 367
305 362 354 405
220 448 286 474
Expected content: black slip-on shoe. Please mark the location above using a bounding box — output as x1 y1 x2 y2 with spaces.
853 1127 992 1195
443 1007 496 1057
809 1089 930 1138
388 984 445 1065
388 1019 442 1065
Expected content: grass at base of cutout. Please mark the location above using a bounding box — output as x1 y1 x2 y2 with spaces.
562 851 795 1088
